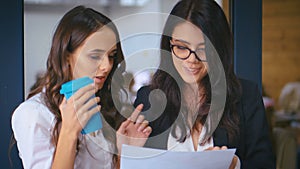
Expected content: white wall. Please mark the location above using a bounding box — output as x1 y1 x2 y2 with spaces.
24 1 179 97
24 9 61 97
215 0 223 7
24 0 224 97
24 5 109 97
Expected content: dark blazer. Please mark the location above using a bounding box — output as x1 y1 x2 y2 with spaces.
134 79 276 169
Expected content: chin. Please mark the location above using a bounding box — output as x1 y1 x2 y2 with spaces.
183 79 199 85
181 75 199 83
95 84 103 91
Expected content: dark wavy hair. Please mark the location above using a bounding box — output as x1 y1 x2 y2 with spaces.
150 0 241 143
10 5 125 166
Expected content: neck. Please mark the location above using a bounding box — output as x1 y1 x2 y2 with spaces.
182 83 205 103
182 83 206 128
191 122 203 151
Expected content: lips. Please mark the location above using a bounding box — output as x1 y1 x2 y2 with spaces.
94 76 106 84
183 66 201 75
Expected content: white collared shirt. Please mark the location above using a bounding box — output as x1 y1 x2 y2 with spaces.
167 125 213 152
11 92 115 169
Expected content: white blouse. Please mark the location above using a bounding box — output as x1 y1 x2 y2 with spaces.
11 93 115 169
167 126 240 169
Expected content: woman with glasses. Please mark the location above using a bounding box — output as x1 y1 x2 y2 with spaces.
134 0 275 168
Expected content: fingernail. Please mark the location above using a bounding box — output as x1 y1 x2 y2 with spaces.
138 104 144 109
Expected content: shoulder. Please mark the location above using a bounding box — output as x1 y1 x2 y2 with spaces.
12 93 55 138
236 78 264 112
235 79 276 168
11 93 57 168
237 78 262 104
136 85 151 96
12 93 54 122
134 85 151 110
238 78 259 94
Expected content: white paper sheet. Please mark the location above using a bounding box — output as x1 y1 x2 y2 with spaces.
120 144 236 169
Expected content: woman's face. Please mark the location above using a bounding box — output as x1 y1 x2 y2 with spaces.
69 26 117 90
171 21 208 84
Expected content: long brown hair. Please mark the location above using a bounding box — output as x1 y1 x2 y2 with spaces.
28 5 124 146
150 0 241 143
10 6 125 163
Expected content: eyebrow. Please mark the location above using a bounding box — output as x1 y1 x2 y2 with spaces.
88 49 106 53
88 48 117 53
172 39 205 46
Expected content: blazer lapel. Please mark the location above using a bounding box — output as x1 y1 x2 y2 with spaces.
145 128 171 150
213 127 228 146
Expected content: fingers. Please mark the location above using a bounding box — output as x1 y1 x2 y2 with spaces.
135 115 145 125
120 104 144 130
205 147 214 151
220 146 227 150
129 104 143 122
137 119 148 132
73 83 96 99
142 126 152 135
59 97 67 109
205 146 228 151
71 86 97 107
72 93 101 128
229 155 238 169
79 97 100 113
117 104 152 137
78 104 101 127
118 119 131 134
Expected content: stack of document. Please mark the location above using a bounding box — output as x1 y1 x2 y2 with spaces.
121 145 236 169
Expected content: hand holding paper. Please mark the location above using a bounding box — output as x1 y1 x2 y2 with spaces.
121 145 236 169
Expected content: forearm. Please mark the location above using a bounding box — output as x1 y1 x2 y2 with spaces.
51 129 78 169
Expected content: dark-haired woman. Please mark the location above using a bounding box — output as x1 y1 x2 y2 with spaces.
134 0 275 168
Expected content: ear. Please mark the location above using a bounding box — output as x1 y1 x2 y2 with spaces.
66 54 72 67
67 58 71 66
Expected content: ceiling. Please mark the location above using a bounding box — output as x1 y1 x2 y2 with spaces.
24 0 151 7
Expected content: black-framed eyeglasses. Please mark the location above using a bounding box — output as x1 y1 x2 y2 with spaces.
170 44 207 62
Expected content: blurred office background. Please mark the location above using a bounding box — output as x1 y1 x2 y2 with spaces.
23 0 223 100
1 0 300 168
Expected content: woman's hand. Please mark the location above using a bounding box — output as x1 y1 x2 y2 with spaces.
59 83 100 138
205 146 238 169
53 84 100 169
116 104 152 154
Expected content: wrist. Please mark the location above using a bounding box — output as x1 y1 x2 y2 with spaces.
59 126 79 142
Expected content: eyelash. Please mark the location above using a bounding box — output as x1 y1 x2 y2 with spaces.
177 45 188 50
90 55 101 60
176 45 205 51
109 52 118 60
89 52 117 61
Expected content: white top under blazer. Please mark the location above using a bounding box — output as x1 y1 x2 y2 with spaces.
168 125 241 169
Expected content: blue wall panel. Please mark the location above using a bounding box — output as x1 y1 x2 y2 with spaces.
0 0 23 168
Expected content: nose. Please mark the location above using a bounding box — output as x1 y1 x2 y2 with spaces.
186 51 199 63
98 55 111 72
